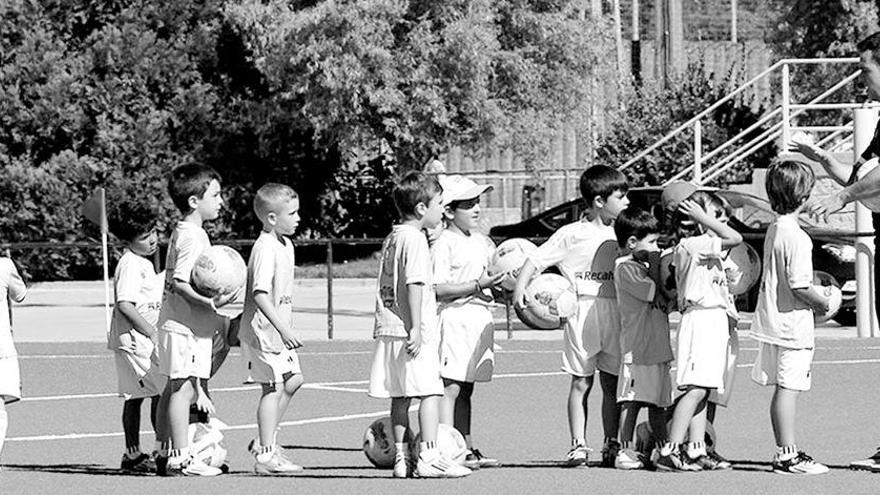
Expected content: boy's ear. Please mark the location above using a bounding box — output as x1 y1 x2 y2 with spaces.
443 206 455 220
592 195 605 209
626 235 638 250
414 201 428 217
266 211 277 226
187 194 200 211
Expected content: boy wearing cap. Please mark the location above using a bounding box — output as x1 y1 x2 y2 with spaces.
432 175 505 469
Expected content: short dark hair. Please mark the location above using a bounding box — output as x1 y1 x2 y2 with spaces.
108 197 157 242
858 32 880 61
254 183 298 221
766 161 815 214
392 171 442 218
579 165 628 206
167 164 221 213
614 207 659 248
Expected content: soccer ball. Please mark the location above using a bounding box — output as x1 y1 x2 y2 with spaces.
363 417 416 468
413 424 468 465
188 418 228 469
726 243 761 296
191 245 247 298
489 238 538 291
813 271 843 324
514 273 577 330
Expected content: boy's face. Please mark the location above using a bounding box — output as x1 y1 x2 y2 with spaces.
193 179 223 221
598 190 630 221
444 197 481 232
629 233 659 261
273 197 301 236
419 191 444 229
129 229 158 257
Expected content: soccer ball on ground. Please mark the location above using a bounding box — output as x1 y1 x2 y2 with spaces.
514 273 577 330
191 245 247 298
188 418 228 469
413 423 468 465
363 417 416 468
489 238 538 291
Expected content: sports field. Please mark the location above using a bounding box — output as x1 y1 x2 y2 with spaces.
5 336 880 494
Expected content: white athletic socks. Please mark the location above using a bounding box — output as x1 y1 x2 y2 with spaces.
776 444 798 461
572 437 586 447
687 441 706 458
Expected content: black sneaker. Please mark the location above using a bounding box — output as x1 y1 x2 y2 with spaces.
601 439 621 468
850 448 880 470
155 455 170 477
706 449 732 470
654 449 701 472
466 449 500 468
120 453 153 473
686 453 725 471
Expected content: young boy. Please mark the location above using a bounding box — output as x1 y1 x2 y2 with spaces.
155 164 237 477
107 199 165 472
432 175 505 469
368 170 471 478
750 161 831 475
655 183 742 472
513 165 629 467
0 254 26 468
239 183 305 475
612 207 674 470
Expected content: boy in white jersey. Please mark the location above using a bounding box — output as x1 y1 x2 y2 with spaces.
239 183 304 475
0 254 26 468
107 198 165 472
514 165 630 467
369 171 470 479
432 175 505 469
751 161 831 475
655 183 742 472
612 207 674 470
155 164 237 477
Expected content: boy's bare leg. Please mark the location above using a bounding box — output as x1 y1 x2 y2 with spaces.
567 375 594 444
599 372 620 441
418 395 442 444
257 384 282 448
0 401 7 460
668 387 708 443
273 374 303 445
771 386 798 448
441 379 459 426
168 378 197 454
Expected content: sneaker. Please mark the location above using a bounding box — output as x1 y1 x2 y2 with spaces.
565 444 590 467
273 448 303 472
706 449 732 470
686 453 725 471
772 451 829 475
850 448 880 470
415 454 472 478
155 455 170 477
393 454 413 478
175 457 223 477
601 439 622 467
255 454 301 476
654 449 701 472
614 448 645 470
120 452 155 473
466 449 500 469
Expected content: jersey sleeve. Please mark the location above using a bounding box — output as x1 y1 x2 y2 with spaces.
682 235 722 257
616 261 656 303
430 236 453 285
250 240 276 295
785 231 814 290
403 230 431 286
172 229 209 283
1 258 26 303
114 256 142 304
529 227 570 273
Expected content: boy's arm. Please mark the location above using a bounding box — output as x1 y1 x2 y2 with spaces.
253 291 302 349
512 260 539 307
171 278 237 309
792 286 831 314
435 271 505 301
405 282 423 357
679 199 743 248
787 233 830 313
117 301 156 339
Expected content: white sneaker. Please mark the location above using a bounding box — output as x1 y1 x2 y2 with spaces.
416 453 472 478
614 448 645 470
181 457 223 477
393 454 413 478
851 448 880 470
772 452 829 475
254 447 302 475
565 444 590 467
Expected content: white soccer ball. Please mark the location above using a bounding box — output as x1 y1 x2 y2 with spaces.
813 271 843 324
191 245 247 298
413 423 468 465
514 273 577 330
363 417 416 468
489 238 538 291
188 418 228 469
726 243 761 296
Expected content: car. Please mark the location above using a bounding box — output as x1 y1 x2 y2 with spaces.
489 186 856 325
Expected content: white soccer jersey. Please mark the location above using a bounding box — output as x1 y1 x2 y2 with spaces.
158 221 216 338
431 228 495 308
528 220 619 299
674 234 730 311
108 249 164 351
0 258 26 359
239 231 297 353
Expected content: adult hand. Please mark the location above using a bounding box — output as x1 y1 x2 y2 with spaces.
805 193 847 222
793 141 829 164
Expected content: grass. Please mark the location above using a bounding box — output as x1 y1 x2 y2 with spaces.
296 256 378 278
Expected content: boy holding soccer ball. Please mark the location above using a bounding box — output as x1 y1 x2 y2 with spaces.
106 198 165 473
750 161 832 474
155 164 237 476
238 183 305 475
431 175 505 469
368 171 471 478
514 165 629 467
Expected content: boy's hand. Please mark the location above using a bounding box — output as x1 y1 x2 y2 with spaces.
194 389 215 415
281 330 303 350
478 269 506 290
213 287 241 309
678 199 711 224
512 288 528 309
406 330 422 357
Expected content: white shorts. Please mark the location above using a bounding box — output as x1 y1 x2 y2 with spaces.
439 304 495 383
158 321 213 380
114 349 164 400
708 330 739 407
368 336 444 399
0 356 21 404
675 308 729 390
751 342 813 392
617 361 673 407
243 343 302 385
562 297 621 377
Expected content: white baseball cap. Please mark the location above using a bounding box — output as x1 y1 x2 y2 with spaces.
439 175 493 206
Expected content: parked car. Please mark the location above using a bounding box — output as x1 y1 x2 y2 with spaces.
489 186 856 325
